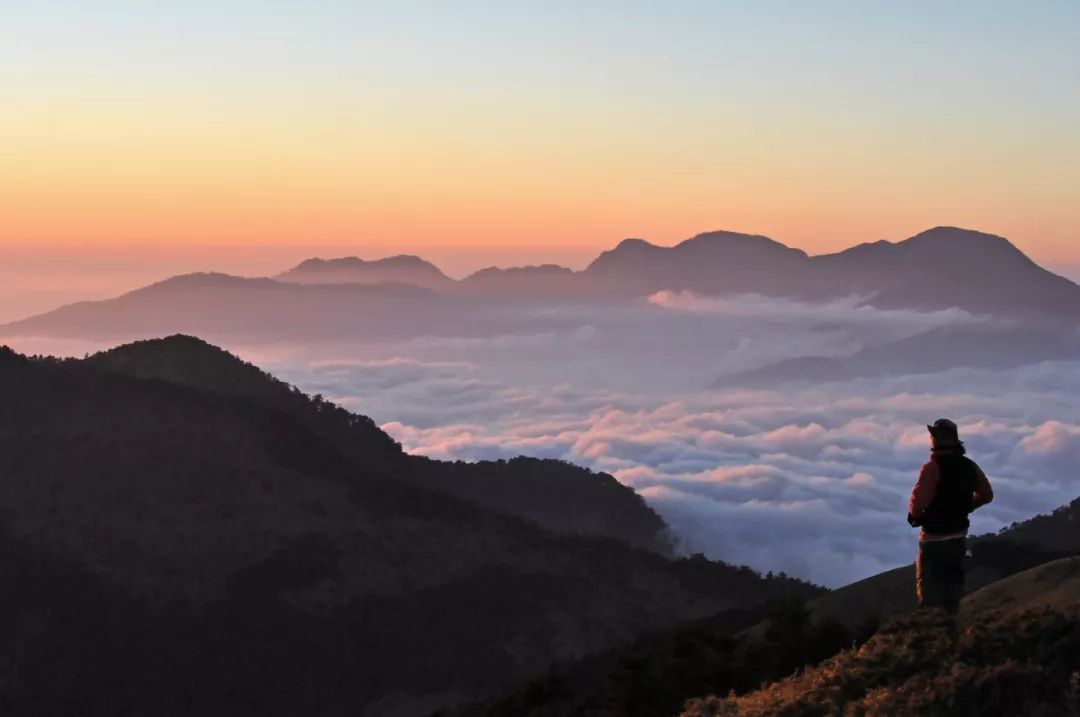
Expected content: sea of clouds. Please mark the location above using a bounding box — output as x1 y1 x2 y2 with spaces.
247 295 1080 587
6 293 1078 587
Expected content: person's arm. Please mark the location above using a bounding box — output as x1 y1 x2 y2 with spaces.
908 462 939 526
972 464 994 510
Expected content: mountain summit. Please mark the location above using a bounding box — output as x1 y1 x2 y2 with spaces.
585 230 810 296
278 254 453 289
810 226 1080 315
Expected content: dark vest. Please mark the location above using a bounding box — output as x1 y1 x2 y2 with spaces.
921 454 978 534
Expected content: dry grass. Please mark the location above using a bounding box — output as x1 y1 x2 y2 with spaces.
683 606 1080 717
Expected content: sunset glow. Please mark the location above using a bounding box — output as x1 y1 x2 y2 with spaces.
3 2 1078 265
4 7 1080 710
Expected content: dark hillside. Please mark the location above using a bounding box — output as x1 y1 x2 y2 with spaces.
443 592 842 717
452 495 1080 716
86 335 670 551
0 342 813 714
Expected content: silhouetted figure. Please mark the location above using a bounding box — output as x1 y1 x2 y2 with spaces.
907 419 994 614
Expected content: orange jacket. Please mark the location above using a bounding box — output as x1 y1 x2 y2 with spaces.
909 453 993 539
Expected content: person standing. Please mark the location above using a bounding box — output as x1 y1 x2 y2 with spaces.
907 419 994 614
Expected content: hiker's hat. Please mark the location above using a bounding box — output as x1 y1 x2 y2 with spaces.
927 418 960 443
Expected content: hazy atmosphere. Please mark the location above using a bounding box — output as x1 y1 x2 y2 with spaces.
4 3 1080 715
7 271 1079 587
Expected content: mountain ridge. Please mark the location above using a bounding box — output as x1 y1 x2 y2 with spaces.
83 334 672 551
277 254 453 290
714 322 1080 387
5 227 1077 340
0 337 819 714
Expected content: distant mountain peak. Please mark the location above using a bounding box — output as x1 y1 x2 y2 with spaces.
681 229 773 244
294 254 439 270
903 226 1024 252
585 230 808 290
279 254 451 289
825 226 1036 258
458 263 582 297
677 230 809 258
607 237 657 251
468 264 574 278
910 225 1009 241
137 272 276 293
598 231 807 260
891 226 1039 266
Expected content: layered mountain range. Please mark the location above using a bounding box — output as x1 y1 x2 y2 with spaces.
277 226 1080 317
4 227 1079 344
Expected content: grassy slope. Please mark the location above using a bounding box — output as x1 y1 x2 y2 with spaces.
962 556 1080 615
454 498 1080 716
683 559 1080 717
807 497 1080 631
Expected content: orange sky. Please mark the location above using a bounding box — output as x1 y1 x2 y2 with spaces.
2 3 1078 267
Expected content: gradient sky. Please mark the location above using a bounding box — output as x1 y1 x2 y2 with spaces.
3 1 1079 264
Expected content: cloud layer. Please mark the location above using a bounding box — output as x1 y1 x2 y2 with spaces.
7 296 1078 587
265 347 1080 587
